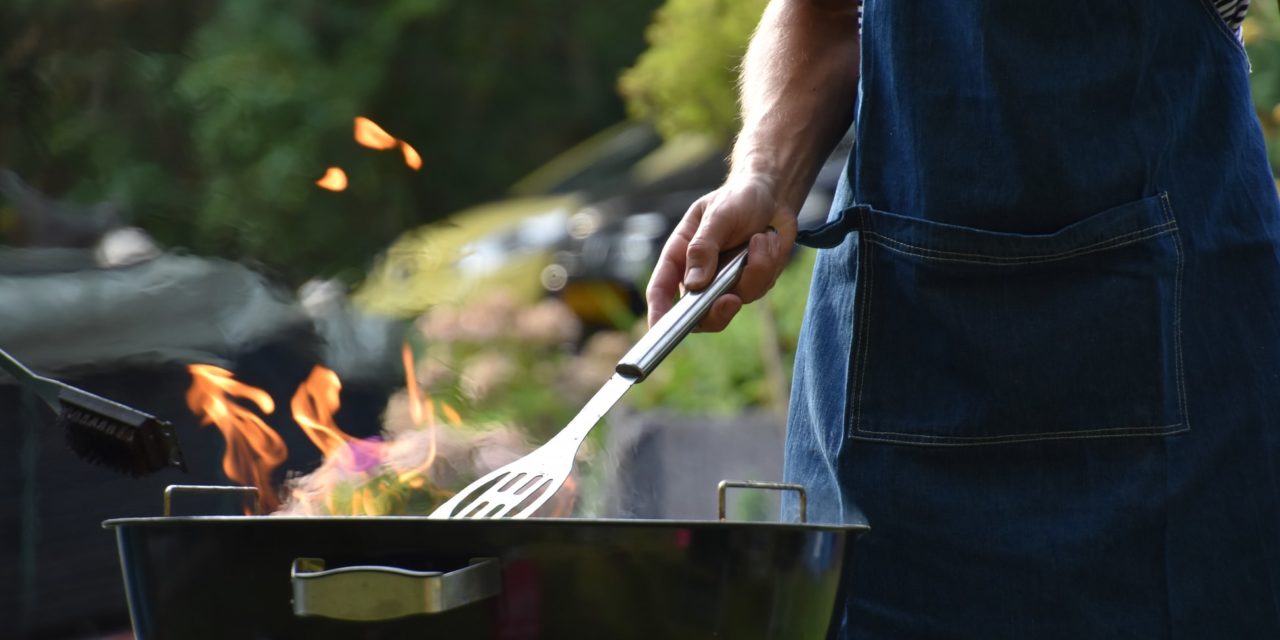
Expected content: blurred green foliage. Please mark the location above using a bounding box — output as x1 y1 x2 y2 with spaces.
0 0 660 282
619 0 767 142
1246 3 1280 180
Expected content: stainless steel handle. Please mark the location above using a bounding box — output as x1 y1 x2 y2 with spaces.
718 480 807 523
291 557 501 621
617 247 749 381
163 484 259 517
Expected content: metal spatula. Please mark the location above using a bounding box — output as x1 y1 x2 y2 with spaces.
429 247 750 519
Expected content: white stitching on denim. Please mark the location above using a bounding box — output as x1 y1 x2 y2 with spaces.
839 244 860 445
851 211 876 439
1162 193 1192 432
862 222 1176 265
1196 0 1250 64
864 217 1174 260
856 422 1185 440
851 423 1189 447
851 192 1186 446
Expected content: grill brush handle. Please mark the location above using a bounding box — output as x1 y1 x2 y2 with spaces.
617 247 749 381
0 347 63 407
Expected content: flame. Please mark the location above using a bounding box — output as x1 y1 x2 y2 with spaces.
290 366 352 458
272 347 453 516
540 475 574 517
354 116 421 170
315 167 348 191
354 116 398 150
401 142 422 171
186 364 288 513
186 346 580 517
393 342 439 482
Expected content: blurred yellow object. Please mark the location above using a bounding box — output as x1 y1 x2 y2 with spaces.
559 281 635 328
508 123 659 197
353 122 724 321
1242 17 1263 46
352 194 579 317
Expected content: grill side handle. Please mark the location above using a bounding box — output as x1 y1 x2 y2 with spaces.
291 557 500 621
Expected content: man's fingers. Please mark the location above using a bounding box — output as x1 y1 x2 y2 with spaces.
734 229 778 305
695 294 743 333
646 201 704 327
649 181 793 331
684 236 722 291
733 211 796 304
685 198 745 290
646 243 685 328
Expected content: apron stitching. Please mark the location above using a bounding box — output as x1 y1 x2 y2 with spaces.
861 221 1177 264
850 424 1189 446
856 423 1186 441
1195 0 1251 65
852 210 876 439
848 195 1185 444
1162 193 1192 430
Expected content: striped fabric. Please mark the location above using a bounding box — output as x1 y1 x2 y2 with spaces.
1215 0 1251 35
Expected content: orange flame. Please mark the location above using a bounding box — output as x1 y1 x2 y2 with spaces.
549 475 578 517
401 141 422 171
394 342 439 483
315 167 348 191
186 364 287 513
354 116 398 150
290 366 351 458
270 348 453 516
354 116 422 170
186 347 579 517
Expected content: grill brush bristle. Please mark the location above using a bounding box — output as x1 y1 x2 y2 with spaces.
2 348 187 476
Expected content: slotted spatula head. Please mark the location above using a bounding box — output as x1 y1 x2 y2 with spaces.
429 248 750 520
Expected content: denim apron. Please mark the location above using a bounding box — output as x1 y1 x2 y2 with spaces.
784 1 1280 638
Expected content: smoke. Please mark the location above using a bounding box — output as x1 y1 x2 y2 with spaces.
274 389 534 516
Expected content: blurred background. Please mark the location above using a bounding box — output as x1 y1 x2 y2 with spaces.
4 1 1280 638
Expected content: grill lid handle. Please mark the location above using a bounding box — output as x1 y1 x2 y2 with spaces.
291 557 501 621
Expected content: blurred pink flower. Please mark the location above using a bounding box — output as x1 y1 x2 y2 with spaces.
460 352 515 402
456 291 519 342
514 298 582 345
569 330 631 392
416 305 463 343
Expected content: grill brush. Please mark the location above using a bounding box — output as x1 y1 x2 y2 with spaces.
0 347 187 476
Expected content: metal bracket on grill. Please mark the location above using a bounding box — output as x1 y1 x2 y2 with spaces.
717 480 807 523
163 484 260 517
291 557 502 621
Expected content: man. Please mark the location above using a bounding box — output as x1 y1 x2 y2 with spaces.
646 1 1280 638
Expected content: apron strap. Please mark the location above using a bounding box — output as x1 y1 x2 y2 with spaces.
795 206 865 249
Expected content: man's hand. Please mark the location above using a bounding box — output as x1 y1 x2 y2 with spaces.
645 173 797 331
645 0 859 332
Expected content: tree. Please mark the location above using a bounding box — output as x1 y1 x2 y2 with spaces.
1246 3 1280 181
0 0 661 282
619 0 767 143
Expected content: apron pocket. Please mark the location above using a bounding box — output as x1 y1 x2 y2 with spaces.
847 192 1186 445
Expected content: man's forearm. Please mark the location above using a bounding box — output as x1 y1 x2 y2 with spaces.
731 0 860 212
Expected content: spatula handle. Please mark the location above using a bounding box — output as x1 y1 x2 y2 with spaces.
616 247 749 381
